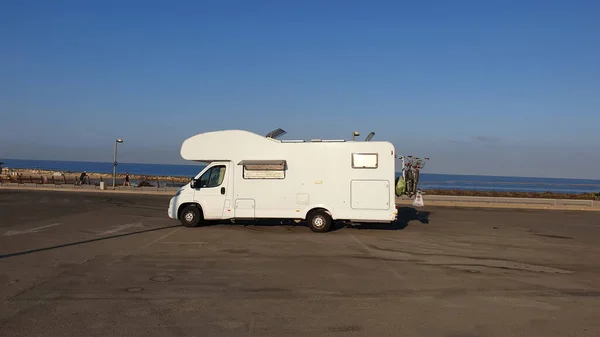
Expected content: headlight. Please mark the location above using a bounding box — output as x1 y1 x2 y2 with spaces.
175 189 182 196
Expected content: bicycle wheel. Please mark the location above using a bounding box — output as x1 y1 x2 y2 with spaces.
414 170 420 192
405 170 414 197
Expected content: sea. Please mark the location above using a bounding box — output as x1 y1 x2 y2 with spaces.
2 159 600 194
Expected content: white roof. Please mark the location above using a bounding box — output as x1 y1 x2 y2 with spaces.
180 129 394 163
180 130 281 162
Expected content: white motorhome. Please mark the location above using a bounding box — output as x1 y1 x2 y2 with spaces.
168 129 398 232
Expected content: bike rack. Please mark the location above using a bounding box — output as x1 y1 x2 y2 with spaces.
395 155 430 198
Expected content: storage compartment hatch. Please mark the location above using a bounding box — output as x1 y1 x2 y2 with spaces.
351 180 390 210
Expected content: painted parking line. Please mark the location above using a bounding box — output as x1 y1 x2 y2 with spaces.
96 223 144 236
108 228 180 265
347 233 405 281
3 223 62 237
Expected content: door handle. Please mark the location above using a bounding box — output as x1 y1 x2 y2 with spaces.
221 187 225 195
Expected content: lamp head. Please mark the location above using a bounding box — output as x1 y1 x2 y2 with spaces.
116 139 124 143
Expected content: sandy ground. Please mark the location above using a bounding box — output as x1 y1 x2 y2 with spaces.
1 190 599 337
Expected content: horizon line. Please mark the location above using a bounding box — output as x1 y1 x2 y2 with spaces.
1 157 599 181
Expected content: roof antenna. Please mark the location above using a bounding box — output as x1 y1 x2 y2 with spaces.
266 128 287 139
365 132 375 141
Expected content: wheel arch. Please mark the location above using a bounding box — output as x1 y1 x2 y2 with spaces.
177 202 204 220
303 205 335 220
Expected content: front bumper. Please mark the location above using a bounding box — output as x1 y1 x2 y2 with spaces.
168 197 176 219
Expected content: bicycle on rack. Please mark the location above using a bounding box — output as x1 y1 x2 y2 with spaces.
395 155 429 198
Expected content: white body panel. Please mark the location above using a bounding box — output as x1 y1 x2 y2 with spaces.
168 130 397 223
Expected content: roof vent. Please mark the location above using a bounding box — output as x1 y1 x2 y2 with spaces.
266 128 287 139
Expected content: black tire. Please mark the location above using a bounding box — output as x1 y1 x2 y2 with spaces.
179 204 201 227
307 210 332 233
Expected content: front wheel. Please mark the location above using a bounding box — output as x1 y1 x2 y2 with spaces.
179 205 201 227
307 210 332 233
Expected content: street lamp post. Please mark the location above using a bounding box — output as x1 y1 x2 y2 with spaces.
113 139 123 190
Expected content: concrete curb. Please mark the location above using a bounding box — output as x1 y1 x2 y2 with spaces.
396 195 600 212
0 184 177 195
396 200 600 212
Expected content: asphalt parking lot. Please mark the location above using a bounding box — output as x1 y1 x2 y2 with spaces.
1 189 599 337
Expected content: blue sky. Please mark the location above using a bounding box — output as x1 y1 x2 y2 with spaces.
1 0 599 178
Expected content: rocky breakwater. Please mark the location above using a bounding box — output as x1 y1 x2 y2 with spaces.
2 168 190 187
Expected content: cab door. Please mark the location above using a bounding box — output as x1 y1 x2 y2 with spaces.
193 162 230 219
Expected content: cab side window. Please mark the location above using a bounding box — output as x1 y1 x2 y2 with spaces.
198 170 210 187
199 165 226 188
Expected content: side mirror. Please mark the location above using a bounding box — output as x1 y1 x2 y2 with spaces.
190 179 198 189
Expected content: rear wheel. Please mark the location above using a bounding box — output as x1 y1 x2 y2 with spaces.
179 205 201 227
307 210 332 233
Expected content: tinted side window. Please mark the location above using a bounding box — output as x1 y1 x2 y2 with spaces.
198 166 226 188
207 166 226 187
198 169 211 187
